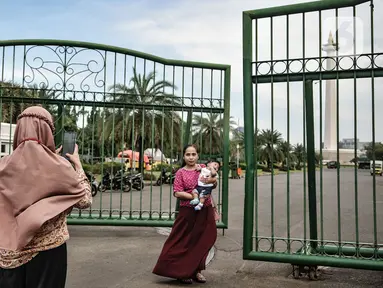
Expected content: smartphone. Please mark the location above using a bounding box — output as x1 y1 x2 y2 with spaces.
61 131 77 160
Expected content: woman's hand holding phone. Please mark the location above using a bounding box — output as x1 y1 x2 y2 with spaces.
65 144 82 170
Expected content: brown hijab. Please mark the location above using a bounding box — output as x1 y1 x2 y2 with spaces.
0 106 86 251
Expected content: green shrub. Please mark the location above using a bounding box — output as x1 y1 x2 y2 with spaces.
257 164 267 171
279 166 295 171
260 164 281 172
143 172 157 181
151 163 180 172
273 163 281 169
262 167 271 172
280 163 296 171
239 162 247 170
82 162 125 174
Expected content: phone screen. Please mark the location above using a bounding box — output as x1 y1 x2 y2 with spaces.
61 132 77 159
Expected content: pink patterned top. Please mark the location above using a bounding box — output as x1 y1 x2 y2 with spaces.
0 169 92 269
173 165 213 207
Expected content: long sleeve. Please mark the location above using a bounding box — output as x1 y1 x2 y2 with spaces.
73 169 92 209
173 169 184 195
0 169 93 269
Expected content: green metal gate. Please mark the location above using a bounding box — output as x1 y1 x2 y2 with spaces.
243 0 383 272
0 39 230 229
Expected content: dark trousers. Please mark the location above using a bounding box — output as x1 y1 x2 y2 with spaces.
0 243 67 288
195 185 213 197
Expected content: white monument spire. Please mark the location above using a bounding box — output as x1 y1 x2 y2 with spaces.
322 31 338 151
318 31 361 163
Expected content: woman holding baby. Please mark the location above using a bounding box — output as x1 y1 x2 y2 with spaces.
152 144 219 284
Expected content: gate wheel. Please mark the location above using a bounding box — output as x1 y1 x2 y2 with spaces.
292 265 301 279
291 265 319 281
308 266 319 281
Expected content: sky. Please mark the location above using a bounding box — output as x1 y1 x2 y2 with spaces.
1 0 383 147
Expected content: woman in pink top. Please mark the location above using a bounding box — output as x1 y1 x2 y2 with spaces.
153 144 218 284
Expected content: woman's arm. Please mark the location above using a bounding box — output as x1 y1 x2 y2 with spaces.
200 175 217 186
211 194 217 209
174 191 194 200
73 169 92 209
172 169 194 200
55 145 92 209
211 195 220 221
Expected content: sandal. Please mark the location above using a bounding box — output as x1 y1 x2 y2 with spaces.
178 278 193 284
194 272 206 283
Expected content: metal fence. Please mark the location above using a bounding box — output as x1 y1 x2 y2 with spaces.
242 0 383 273
0 39 231 229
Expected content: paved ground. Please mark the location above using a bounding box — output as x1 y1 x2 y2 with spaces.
66 168 383 287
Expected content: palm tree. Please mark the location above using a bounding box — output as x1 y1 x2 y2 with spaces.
230 128 244 160
192 113 236 156
293 143 306 170
105 68 183 169
230 128 265 164
278 141 298 169
257 129 284 169
0 81 39 123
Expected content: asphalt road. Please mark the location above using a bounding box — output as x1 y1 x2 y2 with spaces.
75 168 383 246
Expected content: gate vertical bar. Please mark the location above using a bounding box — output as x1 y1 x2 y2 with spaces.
370 0 378 257
304 79 318 250
254 18 259 251
222 66 231 227
352 4 360 253
270 16 275 252
336 8 342 252
242 11 255 257
55 104 63 145
318 9 324 248
286 14 291 252
175 108 193 219
302 12 307 246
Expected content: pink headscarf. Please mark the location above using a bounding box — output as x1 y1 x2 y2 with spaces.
0 106 86 251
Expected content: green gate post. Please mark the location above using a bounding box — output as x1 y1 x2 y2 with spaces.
0 88 2 124
175 109 193 219
183 109 193 146
221 66 231 229
305 79 318 251
55 103 64 146
242 11 255 258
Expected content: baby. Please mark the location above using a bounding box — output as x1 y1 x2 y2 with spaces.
190 161 220 210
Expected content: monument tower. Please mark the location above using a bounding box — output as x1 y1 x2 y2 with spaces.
322 31 338 152
320 31 360 162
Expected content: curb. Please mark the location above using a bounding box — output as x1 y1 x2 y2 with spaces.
155 228 216 266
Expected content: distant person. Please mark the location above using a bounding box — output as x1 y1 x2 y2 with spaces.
0 106 92 288
153 144 218 284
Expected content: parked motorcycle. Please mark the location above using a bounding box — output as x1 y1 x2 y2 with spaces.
155 167 177 186
85 171 99 197
100 170 131 192
126 172 144 191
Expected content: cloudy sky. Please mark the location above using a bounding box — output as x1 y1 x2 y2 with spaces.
1 0 382 147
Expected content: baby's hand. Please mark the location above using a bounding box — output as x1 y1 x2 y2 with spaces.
196 164 202 171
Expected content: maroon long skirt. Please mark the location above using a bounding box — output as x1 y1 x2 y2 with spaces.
152 205 217 279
